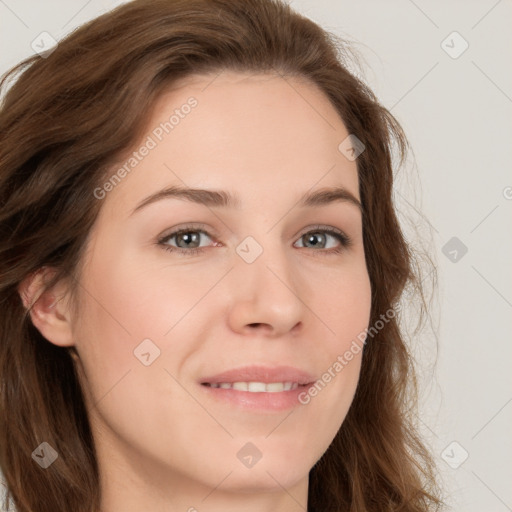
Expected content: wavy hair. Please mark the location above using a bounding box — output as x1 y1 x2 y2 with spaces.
0 0 443 510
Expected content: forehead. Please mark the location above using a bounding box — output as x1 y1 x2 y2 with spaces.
100 71 360 218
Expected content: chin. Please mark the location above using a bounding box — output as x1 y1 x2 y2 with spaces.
222 461 310 494
231 441 317 490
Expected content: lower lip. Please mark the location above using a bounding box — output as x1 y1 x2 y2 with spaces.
199 384 313 411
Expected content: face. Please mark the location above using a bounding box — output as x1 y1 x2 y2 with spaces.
67 71 371 507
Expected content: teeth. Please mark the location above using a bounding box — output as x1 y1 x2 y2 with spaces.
266 382 284 392
207 381 298 392
248 382 266 392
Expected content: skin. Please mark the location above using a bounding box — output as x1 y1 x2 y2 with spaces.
21 71 372 512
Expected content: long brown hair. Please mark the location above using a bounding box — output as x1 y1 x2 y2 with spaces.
0 0 444 510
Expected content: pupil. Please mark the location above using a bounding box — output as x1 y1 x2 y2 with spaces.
306 233 324 248
179 232 199 248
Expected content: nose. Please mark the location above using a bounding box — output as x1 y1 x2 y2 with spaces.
226 245 306 338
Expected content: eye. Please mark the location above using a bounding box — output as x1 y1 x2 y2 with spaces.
294 225 352 255
158 224 215 256
157 224 352 257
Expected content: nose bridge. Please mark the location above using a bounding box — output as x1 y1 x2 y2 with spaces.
226 229 305 334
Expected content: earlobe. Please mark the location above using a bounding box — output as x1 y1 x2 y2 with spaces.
17 267 75 348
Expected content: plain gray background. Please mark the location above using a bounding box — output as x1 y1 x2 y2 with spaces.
1 1 511 511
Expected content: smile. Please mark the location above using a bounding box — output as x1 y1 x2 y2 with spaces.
202 381 304 392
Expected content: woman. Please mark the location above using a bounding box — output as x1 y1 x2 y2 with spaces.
0 0 444 510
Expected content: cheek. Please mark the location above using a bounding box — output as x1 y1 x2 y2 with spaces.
319 261 372 342
70 255 168 400
76 246 193 342
70 241 224 413
307 263 371 411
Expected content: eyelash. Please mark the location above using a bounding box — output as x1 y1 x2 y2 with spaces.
157 223 352 257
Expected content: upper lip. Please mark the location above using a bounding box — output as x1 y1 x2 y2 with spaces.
200 365 316 385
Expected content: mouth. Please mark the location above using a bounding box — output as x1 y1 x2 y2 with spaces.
201 381 311 392
199 365 316 411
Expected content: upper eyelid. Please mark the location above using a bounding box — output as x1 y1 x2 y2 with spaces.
157 224 211 243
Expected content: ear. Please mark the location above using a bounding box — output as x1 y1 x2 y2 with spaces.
17 267 74 348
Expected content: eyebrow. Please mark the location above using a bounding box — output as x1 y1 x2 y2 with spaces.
130 184 362 216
